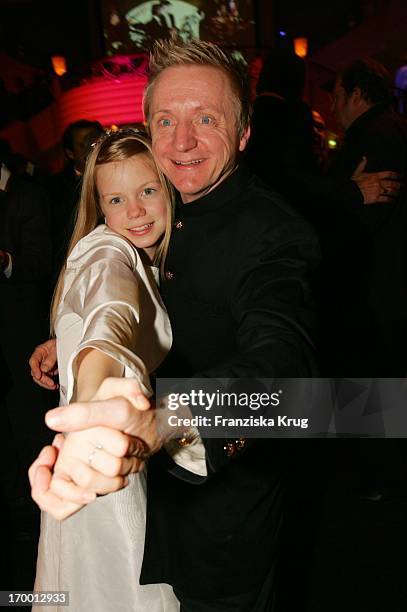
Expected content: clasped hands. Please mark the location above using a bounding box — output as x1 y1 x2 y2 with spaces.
29 378 163 521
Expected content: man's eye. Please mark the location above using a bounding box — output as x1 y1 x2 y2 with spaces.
159 118 172 127
200 115 212 125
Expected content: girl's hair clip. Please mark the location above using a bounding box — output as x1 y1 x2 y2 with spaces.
90 126 148 148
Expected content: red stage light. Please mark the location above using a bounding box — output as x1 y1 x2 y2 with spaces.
59 74 148 128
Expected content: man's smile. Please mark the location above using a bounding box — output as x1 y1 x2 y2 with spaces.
173 159 204 166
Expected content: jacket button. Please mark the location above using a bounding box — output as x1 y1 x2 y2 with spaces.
174 220 184 230
223 438 246 457
165 270 175 280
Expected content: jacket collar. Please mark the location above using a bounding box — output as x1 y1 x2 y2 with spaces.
346 102 391 139
175 163 254 217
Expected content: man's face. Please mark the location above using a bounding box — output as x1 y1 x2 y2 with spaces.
149 65 250 203
332 79 355 131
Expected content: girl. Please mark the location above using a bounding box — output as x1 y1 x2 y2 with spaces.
33 129 179 611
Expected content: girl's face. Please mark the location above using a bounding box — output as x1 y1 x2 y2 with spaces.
97 153 167 260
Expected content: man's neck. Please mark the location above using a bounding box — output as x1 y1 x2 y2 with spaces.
181 164 239 204
346 101 374 131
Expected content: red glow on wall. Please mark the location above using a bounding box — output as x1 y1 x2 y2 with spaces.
59 74 148 129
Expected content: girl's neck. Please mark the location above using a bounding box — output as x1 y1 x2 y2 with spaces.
139 246 156 266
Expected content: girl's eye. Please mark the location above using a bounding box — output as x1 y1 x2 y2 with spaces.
159 118 172 127
110 196 122 205
142 187 156 197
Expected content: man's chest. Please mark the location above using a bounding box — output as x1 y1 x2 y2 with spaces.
0 194 20 248
163 211 240 307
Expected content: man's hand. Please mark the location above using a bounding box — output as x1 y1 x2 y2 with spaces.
29 338 59 390
352 156 401 204
45 378 163 458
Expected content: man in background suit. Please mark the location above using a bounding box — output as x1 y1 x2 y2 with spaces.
47 119 104 283
325 57 407 376
0 159 54 474
0 157 55 588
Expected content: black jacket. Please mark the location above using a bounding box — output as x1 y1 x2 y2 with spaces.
0 175 54 468
0 175 51 285
141 164 320 598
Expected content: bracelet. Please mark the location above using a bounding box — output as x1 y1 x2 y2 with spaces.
178 429 200 447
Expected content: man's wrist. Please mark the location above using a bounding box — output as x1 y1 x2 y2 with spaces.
155 395 198 445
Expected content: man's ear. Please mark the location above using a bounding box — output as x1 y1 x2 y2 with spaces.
239 125 251 152
351 87 363 105
65 148 74 161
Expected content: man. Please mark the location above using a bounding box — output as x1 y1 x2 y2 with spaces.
0 159 53 470
0 157 55 587
48 119 104 282
318 58 407 507
322 57 407 375
245 48 400 219
30 38 320 610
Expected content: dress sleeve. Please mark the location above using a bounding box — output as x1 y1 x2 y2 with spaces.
62 251 153 402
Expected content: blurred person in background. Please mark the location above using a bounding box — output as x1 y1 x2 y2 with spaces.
325 57 407 376
245 48 398 218
47 119 104 284
0 152 55 588
245 46 317 205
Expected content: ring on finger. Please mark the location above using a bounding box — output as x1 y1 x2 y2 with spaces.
88 442 104 466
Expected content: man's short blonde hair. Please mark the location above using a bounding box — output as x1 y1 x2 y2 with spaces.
143 37 251 138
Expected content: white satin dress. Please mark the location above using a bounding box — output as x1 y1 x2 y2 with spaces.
34 225 179 612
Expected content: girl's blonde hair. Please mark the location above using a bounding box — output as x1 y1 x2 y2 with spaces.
50 128 174 334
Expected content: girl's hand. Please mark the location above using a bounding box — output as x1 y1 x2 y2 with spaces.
29 442 89 521
49 426 145 502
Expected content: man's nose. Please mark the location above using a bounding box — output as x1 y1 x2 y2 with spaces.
173 122 197 152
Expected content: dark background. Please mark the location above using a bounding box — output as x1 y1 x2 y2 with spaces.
0 0 390 70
